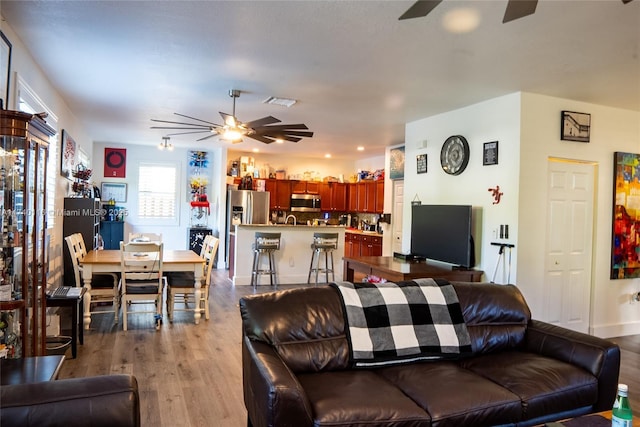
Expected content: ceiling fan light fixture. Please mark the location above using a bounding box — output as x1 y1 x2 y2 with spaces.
158 136 174 151
263 96 297 108
221 127 244 142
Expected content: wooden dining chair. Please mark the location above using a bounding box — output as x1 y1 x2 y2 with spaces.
120 241 166 331
166 235 218 323
64 233 120 327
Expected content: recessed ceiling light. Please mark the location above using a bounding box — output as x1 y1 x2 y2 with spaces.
442 7 481 34
263 97 297 108
325 154 331 158
357 146 365 151
252 148 259 153
275 139 284 144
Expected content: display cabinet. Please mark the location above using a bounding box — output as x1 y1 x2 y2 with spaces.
0 110 55 358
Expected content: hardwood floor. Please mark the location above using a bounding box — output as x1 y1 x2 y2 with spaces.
58 270 640 426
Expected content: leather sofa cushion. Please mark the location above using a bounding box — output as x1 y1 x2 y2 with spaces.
240 286 350 372
378 361 522 427
453 282 531 354
460 351 598 421
297 370 430 426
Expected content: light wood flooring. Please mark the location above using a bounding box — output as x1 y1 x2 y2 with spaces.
58 269 640 426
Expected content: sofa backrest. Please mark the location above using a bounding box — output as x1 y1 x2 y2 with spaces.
239 282 532 373
240 286 350 372
453 282 531 354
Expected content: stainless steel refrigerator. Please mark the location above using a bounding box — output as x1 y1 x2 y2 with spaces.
225 189 270 268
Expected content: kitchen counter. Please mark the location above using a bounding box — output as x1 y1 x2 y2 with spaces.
231 224 346 286
344 228 383 237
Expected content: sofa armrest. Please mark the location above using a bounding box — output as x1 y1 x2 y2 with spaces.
525 319 620 411
0 374 140 427
243 335 313 427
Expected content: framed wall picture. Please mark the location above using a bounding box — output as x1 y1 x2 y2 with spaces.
0 31 11 109
60 129 77 179
483 141 499 166
611 152 640 279
101 182 127 203
104 148 127 178
389 146 405 180
561 111 591 142
416 154 427 174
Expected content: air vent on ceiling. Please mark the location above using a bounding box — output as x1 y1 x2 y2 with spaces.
263 96 297 107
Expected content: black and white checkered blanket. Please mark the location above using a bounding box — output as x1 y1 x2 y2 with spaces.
331 278 472 367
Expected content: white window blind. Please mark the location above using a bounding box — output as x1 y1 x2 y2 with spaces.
138 163 177 219
17 76 58 229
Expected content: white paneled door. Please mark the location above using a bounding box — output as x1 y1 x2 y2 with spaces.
544 159 596 333
392 181 404 254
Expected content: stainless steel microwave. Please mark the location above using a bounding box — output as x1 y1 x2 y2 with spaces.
290 193 321 212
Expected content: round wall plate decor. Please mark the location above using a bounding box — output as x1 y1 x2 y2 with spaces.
440 135 470 175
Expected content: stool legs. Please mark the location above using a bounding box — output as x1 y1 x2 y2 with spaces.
308 248 336 285
251 249 278 290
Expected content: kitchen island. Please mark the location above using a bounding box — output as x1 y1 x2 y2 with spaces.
230 224 346 286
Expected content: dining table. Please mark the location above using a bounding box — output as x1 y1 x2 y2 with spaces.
80 249 205 328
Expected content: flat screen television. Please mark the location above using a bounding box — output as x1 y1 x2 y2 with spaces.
410 204 475 268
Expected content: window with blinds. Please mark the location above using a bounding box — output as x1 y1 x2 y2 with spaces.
138 163 177 219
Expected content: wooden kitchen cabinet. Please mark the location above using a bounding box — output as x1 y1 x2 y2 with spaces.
265 179 291 210
291 180 320 194
320 182 347 211
375 180 384 213
355 181 378 213
344 232 382 257
347 183 358 212
361 235 383 256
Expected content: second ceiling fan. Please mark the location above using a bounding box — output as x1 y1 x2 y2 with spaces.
399 0 634 24
151 89 314 144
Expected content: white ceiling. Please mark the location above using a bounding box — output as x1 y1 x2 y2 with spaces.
2 0 639 159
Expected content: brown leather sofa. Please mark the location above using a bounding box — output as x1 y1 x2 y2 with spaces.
0 374 140 427
240 282 620 427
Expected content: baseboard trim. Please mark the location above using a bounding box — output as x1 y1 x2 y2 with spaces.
591 320 640 338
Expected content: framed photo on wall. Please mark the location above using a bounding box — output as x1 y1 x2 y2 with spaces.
483 141 499 166
416 154 427 174
611 152 640 279
0 31 11 109
561 111 591 142
104 148 127 178
389 146 405 180
60 129 77 179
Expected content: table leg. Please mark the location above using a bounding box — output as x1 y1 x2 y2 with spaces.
82 277 92 330
70 301 77 358
344 261 355 282
194 278 201 325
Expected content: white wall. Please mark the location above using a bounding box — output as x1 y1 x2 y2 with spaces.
93 142 225 256
402 91 640 338
518 93 640 338
403 93 522 282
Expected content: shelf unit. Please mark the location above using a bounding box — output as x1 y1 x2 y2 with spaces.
63 198 100 283
0 110 55 358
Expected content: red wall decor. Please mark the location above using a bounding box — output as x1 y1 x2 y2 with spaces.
104 148 126 178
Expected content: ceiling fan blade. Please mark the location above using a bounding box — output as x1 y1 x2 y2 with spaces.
196 134 219 142
502 0 538 23
164 130 212 136
622 0 633 4
253 124 310 132
151 119 212 128
244 116 281 128
173 112 223 127
399 0 443 20
264 130 314 138
151 126 212 130
247 134 275 144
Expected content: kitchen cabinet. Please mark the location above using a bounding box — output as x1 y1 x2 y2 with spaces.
347 183 358 212
265 179 291 210
320 182 347 212
355 181 377 213
291 180 320 194
344 232 382 257
0 110 55 358
375 180 384 213
100 221 124 250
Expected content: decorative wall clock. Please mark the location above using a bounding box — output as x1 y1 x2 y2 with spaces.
440 135 469 175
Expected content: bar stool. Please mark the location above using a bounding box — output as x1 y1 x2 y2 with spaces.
251 232 281 289
307 232 339 285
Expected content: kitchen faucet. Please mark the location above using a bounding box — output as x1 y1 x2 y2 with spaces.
285 214 297 226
